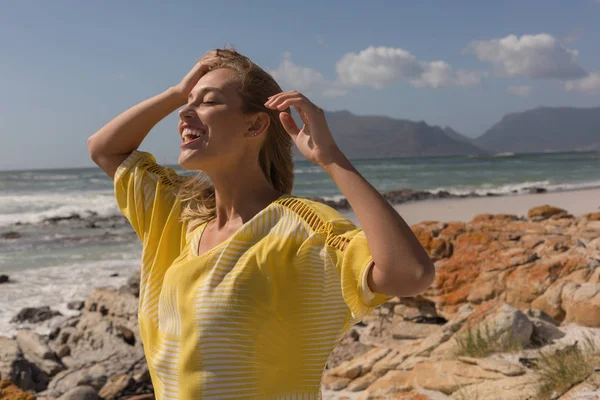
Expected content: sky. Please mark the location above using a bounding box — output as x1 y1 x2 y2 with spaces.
1 1 600 170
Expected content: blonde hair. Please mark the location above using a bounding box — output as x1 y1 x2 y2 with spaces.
176 48 295 232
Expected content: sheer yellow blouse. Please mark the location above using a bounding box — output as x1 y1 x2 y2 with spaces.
114 150 390 399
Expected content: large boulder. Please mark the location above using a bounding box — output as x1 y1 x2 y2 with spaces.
328 348 391 382
84 287 138 320
528 205 569 221
458 301 533 350
16 330 64 377
361 359 512 397
11 306 62 324
451 373 538 400
391 296 440 322
44 288 146 398
525 309 566 344
532 281 600 327
57 385 100 400
392 321 443 340
0 336 49 392
119 269 141 297
0 336 21 380
97 374 134 400
561 282 600 326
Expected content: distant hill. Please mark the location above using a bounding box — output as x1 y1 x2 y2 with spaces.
474 106 600 153
291 110 489 160
443 127 476 146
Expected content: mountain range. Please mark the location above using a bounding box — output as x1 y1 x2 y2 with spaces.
473 106 600 153
292 106 600 159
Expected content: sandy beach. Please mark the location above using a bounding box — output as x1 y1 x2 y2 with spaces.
342 188 600 226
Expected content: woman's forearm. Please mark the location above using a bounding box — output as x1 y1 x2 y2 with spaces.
88 86 186 157
322 151 435 297
88 60 214 179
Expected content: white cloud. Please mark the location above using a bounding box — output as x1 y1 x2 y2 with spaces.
465 33 587 80
412 61 487 88
336 47 423 88
335 46 484 89
564 72 600 94
507 85 533 97
269 53 346 98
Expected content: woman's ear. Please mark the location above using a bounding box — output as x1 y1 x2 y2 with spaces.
247 112 270 137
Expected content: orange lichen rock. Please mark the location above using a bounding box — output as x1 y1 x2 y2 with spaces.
0 380 36 400
527 205 568 220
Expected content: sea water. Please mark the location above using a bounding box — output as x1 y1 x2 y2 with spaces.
1 151 599 336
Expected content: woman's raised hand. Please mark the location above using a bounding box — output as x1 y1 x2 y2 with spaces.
174 53 218 100
265 91 342 168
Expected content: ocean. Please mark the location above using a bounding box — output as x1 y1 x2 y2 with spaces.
1 151 600 337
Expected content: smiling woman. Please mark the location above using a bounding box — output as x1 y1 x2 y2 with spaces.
86 48 433 399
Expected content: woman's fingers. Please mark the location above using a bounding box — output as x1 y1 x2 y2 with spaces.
279 112 301 136
275 98 324 127
180 54 221 90
266 91 314 109
178 62 211 96
265 91 299 108
265 91 323 121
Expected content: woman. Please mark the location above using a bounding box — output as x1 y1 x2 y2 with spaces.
88 49 434 399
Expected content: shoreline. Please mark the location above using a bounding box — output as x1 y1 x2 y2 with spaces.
341 187 600 226
2 186 599 230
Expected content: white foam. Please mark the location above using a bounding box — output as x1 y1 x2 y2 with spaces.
29 174 78 181
430 179 600 197
0 190 119 227
293 167 324 174
317 179 600 204
316 194 347 202
0 258 140 338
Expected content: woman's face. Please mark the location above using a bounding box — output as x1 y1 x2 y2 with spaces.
177 68 254 171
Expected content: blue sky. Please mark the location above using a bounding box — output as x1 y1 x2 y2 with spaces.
1 1 599 170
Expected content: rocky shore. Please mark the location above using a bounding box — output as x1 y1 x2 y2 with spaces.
0 185 563 251
1 271 149 400
2 205 600 399
309 186 549 211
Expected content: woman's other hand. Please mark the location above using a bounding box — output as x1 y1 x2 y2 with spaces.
264 91 342 168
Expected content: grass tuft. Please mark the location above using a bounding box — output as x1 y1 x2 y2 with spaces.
454 321 522 358
534 335 600 400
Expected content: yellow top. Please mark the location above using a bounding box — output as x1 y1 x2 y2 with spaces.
114 150 390 400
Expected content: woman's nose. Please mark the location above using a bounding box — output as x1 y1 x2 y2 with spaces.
178 105 194 119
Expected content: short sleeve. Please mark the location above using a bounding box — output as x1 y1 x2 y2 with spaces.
114 150 186 247
324 218 392 322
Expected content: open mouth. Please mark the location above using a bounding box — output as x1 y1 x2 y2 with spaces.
181 127 207 144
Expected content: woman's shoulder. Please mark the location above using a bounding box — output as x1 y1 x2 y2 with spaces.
114 150 186 186
276 195 351 233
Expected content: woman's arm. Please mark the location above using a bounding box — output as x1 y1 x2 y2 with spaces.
265 91 435 298
87 88 186 179
321 152 435 298
87 61 210 179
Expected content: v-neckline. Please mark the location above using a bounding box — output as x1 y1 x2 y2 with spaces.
192 193 292 259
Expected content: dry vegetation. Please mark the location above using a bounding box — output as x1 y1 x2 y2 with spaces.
454 322 522 358
534 335 600 399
